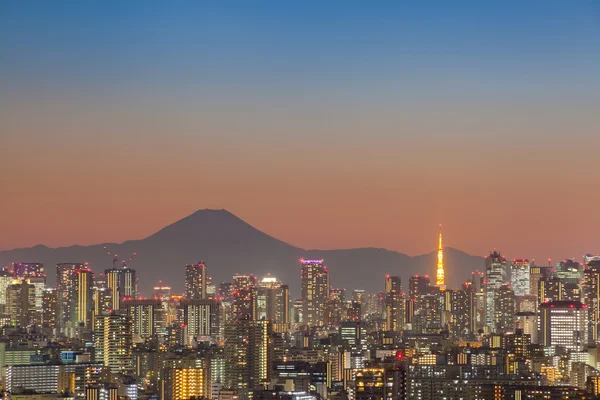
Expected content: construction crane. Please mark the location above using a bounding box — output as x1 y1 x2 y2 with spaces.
103 246 119 269
121 252 137 269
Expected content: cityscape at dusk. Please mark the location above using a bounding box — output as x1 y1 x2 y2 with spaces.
2 2 600 400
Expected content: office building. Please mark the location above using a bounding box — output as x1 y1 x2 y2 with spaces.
122 298 162 342
180 299 221 345
300 260 329 327
485 251 507 331
73 267 94 329
510 259 531 296
42 288 58 329
231 274 257 321
256 276 289 324
539 301 588 352
7 280 36 327
93 312 133 373
383 276 404 332
56 263 85 332
494 283 515 333
583 255 600 343
185 262 209 300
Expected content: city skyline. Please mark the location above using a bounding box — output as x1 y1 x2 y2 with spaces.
3 2 600 399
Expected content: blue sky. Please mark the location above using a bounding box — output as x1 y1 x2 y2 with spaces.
1 1 600 261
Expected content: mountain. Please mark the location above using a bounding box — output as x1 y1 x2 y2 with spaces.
0 209 485 295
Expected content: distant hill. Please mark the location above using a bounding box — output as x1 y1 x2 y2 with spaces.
0 209 484 296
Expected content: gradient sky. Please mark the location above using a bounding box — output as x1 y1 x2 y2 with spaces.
1 2 599 263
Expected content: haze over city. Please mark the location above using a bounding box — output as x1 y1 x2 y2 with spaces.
2 2 600 263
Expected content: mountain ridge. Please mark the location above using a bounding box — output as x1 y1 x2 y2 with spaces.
0 209 485 295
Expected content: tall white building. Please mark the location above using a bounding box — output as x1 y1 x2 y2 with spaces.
539 301 588 352
484 251 507 331
510 259 531 296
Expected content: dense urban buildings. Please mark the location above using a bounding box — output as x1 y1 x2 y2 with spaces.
1 229 600 400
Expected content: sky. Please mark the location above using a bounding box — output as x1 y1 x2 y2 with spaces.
1 1 599 262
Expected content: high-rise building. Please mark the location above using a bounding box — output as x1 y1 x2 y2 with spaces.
494 283 515 333
529 265 551 301
300 259 329 327
73 267 94 329
408 275 430 301
539 301 588 352
383 276 404 332
163 368 208 400
104 266 137 311
583 255 600 343
13 263 46 320
256 276 289 325
7 280 36 327
185 262 209 300
470 271 486 333
42 288 57 329
0 268 12 314
510 259 531 296
105 268 121 311
539 276 581 304
247 319 273 389
12 262 45 279
232 274 258 320
484 251 507 331
93 312 133 374
121 298 162 342
179 299 221 345
56 263 85 332
414 291 442 334
436 225 445 290
445 286 471 337
121 267 137 299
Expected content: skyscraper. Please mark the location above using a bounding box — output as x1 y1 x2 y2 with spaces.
7 281 36 327
510 259 531 296
105 268 121 310
539 301 588 352
122 298 162 342
484 251 507 331
42 288 57 330
232 274 258 320
120 267 137 299
436 225 445 290
409 275 431 301
179 299 221 345
56 263 85 332
0 269 13 315
73 267 94 329
445 286 471 338
256 276 289 325
93 312 133 374
104 265 137 311
247 319 273 389
383 276 404 332
301 259 329 327
185 262 209 300
583 255 600 343
470 271 486 333
13 263 47 324
494 283 515 333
